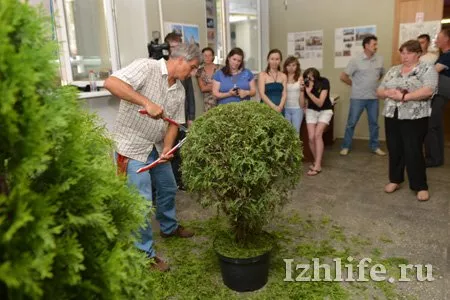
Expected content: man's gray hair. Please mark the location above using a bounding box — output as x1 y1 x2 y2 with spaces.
170 43 203 64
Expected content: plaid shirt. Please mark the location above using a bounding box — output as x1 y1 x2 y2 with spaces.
112 58 185 162
380 61 438 120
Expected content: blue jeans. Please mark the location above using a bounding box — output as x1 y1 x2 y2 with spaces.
118 148 178 258
284 107 304 134
341 99 380 151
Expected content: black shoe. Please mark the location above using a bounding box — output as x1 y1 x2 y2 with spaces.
426 163 443 168
425 159 443 168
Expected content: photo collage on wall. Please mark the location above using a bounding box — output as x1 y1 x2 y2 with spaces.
334 25 376 68
205 0 217 48
399 20 441 50
287 30 324 69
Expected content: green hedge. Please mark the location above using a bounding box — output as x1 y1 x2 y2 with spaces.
0 1 151 298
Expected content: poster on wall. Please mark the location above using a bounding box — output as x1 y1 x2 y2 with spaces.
206 18 214 28
287 30 323 69
205 0 214 17
164 22 200 47
207 29 216 43
399 20 441 51
334 25 376 68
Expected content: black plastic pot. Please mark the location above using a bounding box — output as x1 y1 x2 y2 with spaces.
216 250 271 292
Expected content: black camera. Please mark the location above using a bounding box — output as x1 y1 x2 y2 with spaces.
304 78 310 87
147 31 170 60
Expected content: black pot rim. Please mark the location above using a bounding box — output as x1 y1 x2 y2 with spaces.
216 249 271 264
213 231 275 261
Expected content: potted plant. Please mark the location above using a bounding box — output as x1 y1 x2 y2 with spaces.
181 101 302 292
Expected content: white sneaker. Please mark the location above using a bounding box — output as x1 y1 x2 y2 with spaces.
340 148 349 156
373 148 386 156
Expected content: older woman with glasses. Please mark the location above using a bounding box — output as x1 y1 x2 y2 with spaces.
377 40 438 201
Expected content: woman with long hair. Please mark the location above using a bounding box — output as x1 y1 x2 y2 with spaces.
283 56 305 133
258 49 287 114
301 67 333 176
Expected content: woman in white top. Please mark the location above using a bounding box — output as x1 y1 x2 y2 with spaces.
282 56 305 133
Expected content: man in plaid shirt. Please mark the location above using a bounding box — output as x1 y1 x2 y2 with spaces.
104 43 202 272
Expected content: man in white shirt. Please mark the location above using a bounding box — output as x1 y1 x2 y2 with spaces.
418 34 438 65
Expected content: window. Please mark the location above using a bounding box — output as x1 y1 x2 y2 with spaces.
52 0 120 88
210 0 268 73
228 0 260 71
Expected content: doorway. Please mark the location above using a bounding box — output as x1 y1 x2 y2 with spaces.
207 0 268 73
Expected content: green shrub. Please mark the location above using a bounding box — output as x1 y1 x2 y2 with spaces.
0 1 151 298
181 101 302 244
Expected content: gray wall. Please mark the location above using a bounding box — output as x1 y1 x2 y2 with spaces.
81 96 120 134
115 0 149 67
269 0 395 141
158 0 208 46
156 0 208 117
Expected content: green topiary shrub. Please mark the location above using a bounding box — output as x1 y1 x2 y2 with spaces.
0 1 151 298
181 101 303 245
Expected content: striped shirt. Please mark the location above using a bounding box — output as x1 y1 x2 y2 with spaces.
379 61 438 120
112 58 185 162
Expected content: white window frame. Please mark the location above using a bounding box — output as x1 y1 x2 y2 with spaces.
52 0 120 92
218 0 268 73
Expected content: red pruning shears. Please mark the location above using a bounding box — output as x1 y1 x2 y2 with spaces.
136 109 188 173
138 109 188 133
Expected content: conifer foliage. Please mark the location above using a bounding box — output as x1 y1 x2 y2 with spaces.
181 102 303 243
0 1 151 298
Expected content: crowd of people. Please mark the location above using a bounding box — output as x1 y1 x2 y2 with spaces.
208 45 333 176
103 29 450 271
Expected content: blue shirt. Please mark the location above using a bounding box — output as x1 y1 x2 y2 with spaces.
212 68 254 104
436 51 450 77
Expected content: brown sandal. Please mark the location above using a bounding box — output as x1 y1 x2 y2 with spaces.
307 169 322 176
